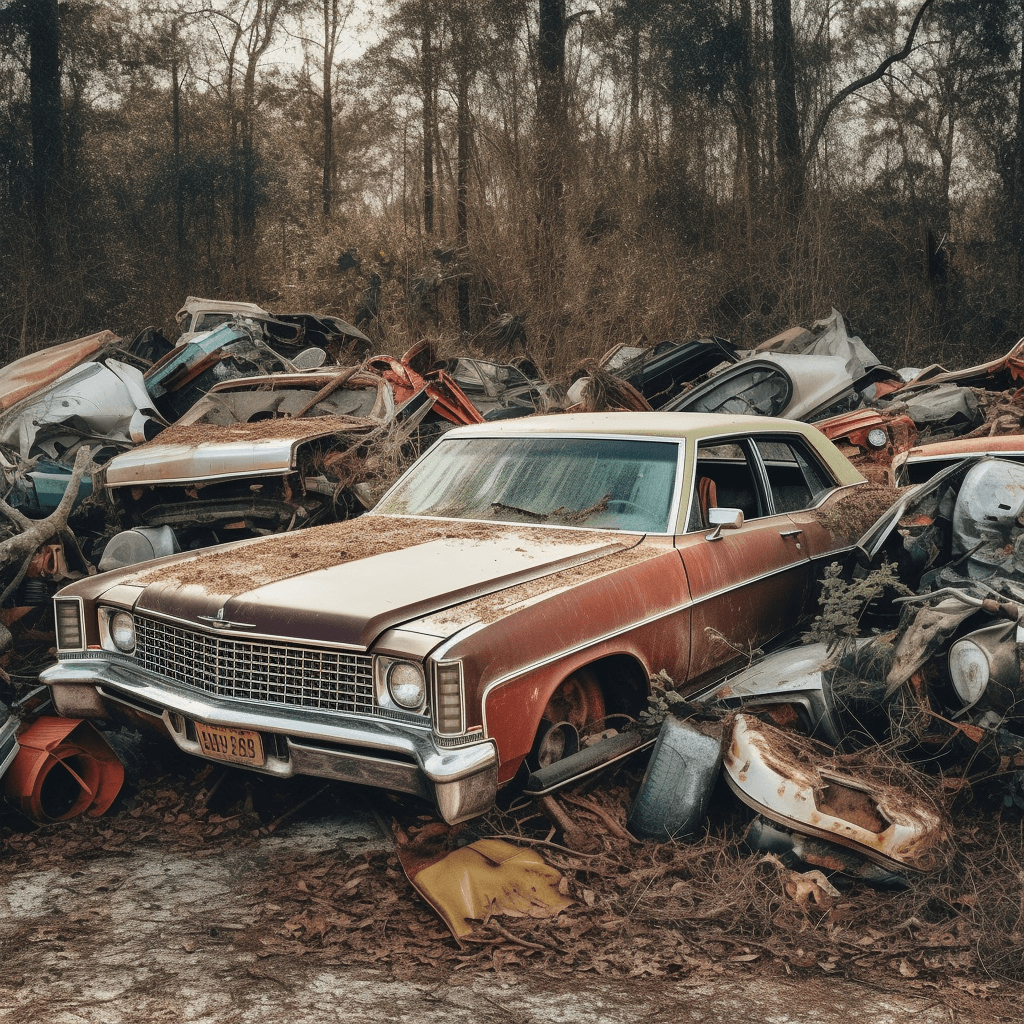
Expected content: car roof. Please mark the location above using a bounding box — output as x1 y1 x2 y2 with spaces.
446 409 816 439
176 296 269 322
441 411 865 485
903 435 1024 461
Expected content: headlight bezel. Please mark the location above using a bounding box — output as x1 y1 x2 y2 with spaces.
373 656 427 713
98 605 137 655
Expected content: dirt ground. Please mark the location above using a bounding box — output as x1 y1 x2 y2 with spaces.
0 736 1020 1024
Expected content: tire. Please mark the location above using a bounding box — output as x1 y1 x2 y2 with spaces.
627 716 723 841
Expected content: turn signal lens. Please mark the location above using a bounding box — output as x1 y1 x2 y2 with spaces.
433 662 465 735
55 599 84 650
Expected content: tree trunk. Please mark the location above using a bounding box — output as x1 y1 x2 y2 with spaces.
536 0 567 299
772 0 801 217
422 14 435 235
537 0 567 215
628 18 641 177
1015 0 1024 313
737 0 759 224
27 0 62 259
171 21 185 259
321 0 341 221
455 8 471 333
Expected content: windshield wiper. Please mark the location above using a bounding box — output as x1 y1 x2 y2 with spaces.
554 494 611 524
491 501 549 521
490 493 611 524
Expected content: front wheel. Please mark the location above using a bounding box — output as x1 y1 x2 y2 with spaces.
528 669 606 771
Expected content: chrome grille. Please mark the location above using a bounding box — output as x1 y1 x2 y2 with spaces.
134 616 374 715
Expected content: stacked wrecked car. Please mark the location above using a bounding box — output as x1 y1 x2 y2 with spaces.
0 303 487 822
3 303 1024 898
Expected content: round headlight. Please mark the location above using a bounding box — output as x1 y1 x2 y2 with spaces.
387 662 426 709
110 610 136 653
948 639 989 706
866 428 888 449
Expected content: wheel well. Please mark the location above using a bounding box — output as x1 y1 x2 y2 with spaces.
574 654 648 723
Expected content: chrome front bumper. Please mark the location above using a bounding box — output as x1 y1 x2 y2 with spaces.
40 653 499 824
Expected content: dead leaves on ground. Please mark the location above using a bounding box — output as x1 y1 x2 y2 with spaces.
0 757 1020 1000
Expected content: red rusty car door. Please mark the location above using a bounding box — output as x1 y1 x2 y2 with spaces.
677 437 812 684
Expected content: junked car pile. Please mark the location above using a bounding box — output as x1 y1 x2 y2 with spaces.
2 305 1024 916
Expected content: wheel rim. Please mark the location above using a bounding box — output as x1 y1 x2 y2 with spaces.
530 670 606 770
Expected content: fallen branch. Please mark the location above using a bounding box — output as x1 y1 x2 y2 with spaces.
0 445 94 608
483 919 559 952
560 794 639 843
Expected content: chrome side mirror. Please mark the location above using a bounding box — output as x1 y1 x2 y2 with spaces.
705 506 744 541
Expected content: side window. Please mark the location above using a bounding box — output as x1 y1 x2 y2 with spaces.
687 440 764 531
753 437 836 513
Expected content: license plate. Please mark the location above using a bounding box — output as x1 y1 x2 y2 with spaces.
195 723 264 766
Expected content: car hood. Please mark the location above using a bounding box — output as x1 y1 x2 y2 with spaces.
114 517 631 649
104 415 371 486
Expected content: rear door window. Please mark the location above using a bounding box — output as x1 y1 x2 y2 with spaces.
752 437 836 513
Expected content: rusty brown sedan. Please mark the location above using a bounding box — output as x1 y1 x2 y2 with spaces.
42 412 866 822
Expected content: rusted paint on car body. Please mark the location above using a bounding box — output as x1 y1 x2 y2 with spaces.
724 714 948 873
893 433 1024 486
41 412 866 821
817 408 918 484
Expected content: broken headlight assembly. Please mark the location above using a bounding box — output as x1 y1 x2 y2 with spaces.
947 619 1021 713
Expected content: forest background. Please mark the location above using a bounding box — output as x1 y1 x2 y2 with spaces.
3 0 1024 378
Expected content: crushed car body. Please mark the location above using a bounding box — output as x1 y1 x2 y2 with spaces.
0 331 164 515
96 360 484 571
663 351 898 424
175 295 372 362
41 411 869 823
723 713 948 874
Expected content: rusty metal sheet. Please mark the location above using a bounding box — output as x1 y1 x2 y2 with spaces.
724 714 948 873
3 717 125 822
104 414 375 487
884 597 979 695
899 337 1024 392
369 355 485 425
0 331 117 412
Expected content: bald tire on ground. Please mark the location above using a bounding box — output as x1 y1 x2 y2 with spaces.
627 715 723 841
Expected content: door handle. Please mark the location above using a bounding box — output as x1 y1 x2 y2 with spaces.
779 529 803 538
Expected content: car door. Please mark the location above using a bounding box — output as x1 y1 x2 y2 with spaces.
749 434 857 576
677 437 812 684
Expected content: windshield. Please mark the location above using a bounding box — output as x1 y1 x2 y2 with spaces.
667 364 792 417
375 435 679 532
